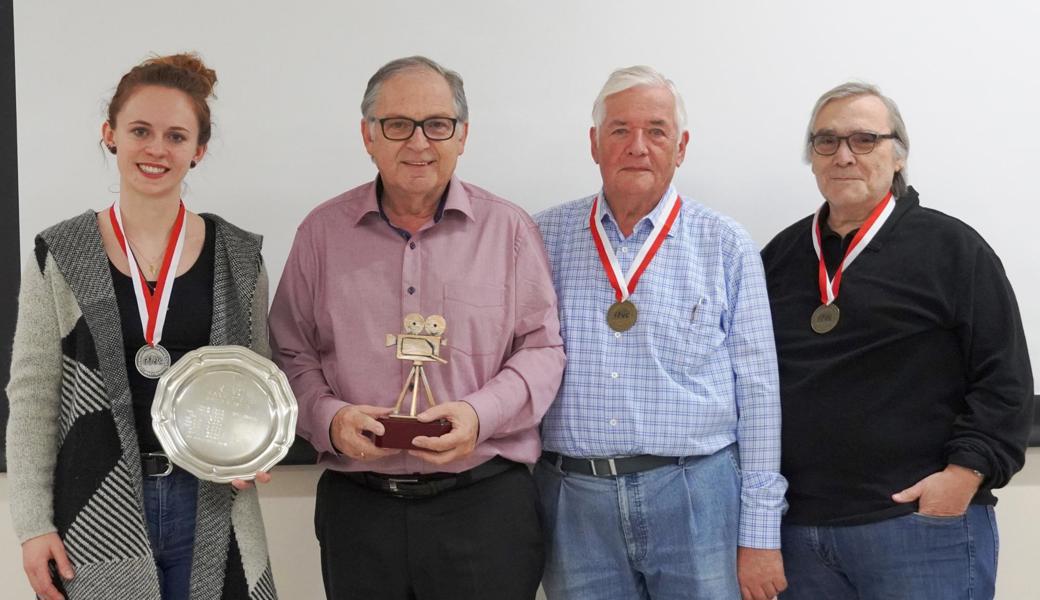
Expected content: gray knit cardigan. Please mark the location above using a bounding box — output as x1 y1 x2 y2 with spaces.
6 211 277 600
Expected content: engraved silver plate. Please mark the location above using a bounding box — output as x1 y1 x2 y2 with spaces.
151 345 298 483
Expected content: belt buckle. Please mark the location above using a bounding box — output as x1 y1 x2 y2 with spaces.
142 452 173 477
387 477 420 495
589 458 618 477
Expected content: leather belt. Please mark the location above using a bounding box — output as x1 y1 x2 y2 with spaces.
542 451 682 477
341 456 518 499
141 452 176 477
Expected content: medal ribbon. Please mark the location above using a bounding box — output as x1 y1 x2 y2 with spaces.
811 192 894 305
108 200 187 347
590 188 681 302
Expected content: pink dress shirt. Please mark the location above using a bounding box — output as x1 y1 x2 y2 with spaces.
269 176 565 474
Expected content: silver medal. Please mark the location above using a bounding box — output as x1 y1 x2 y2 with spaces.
136 344 172 379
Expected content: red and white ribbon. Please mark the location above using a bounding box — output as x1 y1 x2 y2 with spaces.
811 192 894 305
108 200 187 347
590 188 681 302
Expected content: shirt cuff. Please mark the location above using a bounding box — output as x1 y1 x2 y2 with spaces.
461 388 504 445
738 506 783 549
946 450 991 483
310 394 350 455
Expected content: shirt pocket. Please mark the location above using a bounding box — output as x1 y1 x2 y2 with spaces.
650 294 726 379
442 282 508 357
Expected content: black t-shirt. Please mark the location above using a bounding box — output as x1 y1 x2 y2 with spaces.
761 188 1033 526
111 217 215 453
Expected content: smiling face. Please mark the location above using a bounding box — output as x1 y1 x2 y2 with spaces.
102 85 205 202
591 85 688 209
361 68 467 205
810 94 904 214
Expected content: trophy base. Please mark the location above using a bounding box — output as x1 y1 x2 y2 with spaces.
367 415 451 450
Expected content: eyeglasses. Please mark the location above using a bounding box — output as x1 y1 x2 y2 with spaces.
810 131 899 156
377 117 458 141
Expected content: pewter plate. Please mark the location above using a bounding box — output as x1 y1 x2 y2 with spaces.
151 345 298 483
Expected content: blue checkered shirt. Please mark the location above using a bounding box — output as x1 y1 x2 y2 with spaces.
535 188 787 548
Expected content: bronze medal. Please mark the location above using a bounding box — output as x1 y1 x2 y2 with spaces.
810 303 840 334
590 191 681 337
607 300 638 332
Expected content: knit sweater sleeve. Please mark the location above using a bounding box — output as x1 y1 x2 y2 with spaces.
944 242 1033 488
250 258 271 360
5 251 66 542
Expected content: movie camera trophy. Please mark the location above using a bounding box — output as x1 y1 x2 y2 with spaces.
368 313 452 449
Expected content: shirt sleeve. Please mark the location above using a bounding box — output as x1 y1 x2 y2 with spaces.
5 249 64 542
462 222 566 442
945 243 1033 488
724 228 788 549
269 224 347 455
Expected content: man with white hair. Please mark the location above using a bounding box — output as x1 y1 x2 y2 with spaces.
761 82 1032 599
535 66 788 600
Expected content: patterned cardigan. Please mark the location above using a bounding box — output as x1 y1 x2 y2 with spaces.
6 211 277 600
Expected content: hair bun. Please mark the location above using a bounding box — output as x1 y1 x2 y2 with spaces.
147 52 217 97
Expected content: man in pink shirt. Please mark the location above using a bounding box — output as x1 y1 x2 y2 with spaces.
268 56 565 600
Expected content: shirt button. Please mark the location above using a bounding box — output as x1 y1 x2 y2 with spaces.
614 332 621 338
609 418 618 426
619 247 628 254
610 372 619 379
407 286 416 295
409 241 416 250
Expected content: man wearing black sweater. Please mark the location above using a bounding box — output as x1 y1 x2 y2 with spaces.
762 82 1033 600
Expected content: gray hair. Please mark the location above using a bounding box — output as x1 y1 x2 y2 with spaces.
805 81 910 197
592 65 688 139
360 56 468 124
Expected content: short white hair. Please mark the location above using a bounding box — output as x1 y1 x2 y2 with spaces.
592 65 688 135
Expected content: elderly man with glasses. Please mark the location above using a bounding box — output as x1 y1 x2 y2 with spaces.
269 56 565 600
761 82 1033 600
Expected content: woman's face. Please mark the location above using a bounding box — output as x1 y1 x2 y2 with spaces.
102 85 206 202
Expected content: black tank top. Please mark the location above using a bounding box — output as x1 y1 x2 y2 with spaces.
110 217 215 453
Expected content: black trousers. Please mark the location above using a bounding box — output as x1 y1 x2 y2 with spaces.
315 463 544 600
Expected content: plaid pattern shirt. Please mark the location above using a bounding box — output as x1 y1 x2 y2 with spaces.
535 188 787 548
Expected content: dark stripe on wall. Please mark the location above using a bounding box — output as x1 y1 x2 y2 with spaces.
0 0 19 472
1031 397 1040 448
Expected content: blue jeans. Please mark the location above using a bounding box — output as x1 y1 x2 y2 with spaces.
534 445 741 600
143 469 198 600
781 505 998 600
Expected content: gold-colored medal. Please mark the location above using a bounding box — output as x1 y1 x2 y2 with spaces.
606 300 638 332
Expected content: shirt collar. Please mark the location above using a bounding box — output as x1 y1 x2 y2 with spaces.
350 174 475 227
584 185 679 239
817 203 848 240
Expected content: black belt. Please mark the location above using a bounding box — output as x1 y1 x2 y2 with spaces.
341 456 518 499
141 452 176 477
542 451 682 477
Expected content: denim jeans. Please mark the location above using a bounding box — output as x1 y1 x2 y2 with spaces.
781 505 998 600
534 445 741 600
142 469 198 600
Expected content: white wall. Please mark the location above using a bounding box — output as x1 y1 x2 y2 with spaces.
7 1 1040 598
12 1 1040 374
